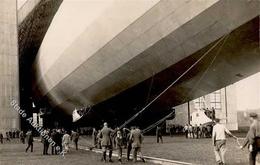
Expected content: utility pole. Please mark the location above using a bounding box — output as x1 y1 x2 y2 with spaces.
224 87 228 123
188 101 190 124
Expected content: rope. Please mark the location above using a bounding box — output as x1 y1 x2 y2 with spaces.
140 34 230 133
144 72 155 105
187 34 230 97
119 34 229 129
142 111 174 134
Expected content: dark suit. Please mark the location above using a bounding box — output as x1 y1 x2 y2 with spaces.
99 126 114 161
71 131 79 150
42 131 50 155
156 127 163 143
25 132 33 152
130 128 145 162
0 133 3 144
55 132 63 154
126 131 133 161
242 120 260 165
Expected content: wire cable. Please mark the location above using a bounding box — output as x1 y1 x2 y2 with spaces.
140 34 230 134
119 34 229 129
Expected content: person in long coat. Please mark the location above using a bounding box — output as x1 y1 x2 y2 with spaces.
130 127 145 163
99 122 114 162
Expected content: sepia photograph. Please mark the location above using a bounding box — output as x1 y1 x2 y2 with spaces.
0 0 260 164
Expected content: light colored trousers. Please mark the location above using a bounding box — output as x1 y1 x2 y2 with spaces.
63 143 69 153
214 141 226 164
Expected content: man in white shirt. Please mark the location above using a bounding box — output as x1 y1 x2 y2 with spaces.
62 131 71 153
212 118 237 165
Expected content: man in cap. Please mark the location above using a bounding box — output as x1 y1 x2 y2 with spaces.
239 112 260 165
71 130 80 150
130 126 145 163
115 129 124 163
25 130 34 153
126 127 134 161
99 122 114 162
156 126 163 143
212 118 237 165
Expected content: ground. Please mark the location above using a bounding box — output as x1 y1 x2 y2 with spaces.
0 140 149 165
78 134 251 165
0 135 253 165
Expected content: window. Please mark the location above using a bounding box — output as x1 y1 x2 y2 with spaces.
194 96 206 110
210 90 221 110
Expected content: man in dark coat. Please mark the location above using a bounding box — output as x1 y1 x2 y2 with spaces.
25 130 34 152
51 129 57 155
42 129 50 155
240 113 260 165
99 122 114 162
126 127 134 161
0 133 3 144
130 126 145 163
55 129 63 154
156 126 163 143
71 130 80 150
92 128 98 148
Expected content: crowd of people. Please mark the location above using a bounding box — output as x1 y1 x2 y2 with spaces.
0 130 26 144
0 128 80 155
40 129 80 155
92 123 145 163
167 124 184 136
0 123 146 164
183 123 213 139
2 113 260 165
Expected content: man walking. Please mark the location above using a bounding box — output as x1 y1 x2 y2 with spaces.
115 130 124 163
212 118 237 165
71 130 80 150
92 128 98 148
239 113 260 165
99 122 114 162
62 131 70 153
130 126 145 163
0 132 3 144
25 130 34 152
51 129 57 155
126 127 134 161
42 129 50 155
156 126 163 143
55 129 63 154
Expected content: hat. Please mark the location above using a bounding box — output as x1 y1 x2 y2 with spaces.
249 112 258 118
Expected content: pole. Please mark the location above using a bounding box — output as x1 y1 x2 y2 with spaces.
188 101 190 124
224 87 228 123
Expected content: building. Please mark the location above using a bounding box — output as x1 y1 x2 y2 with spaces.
168 72 260 131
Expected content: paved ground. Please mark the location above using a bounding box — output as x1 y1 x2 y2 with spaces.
78 134 251 165
0 140 150 165
0 134 255 165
